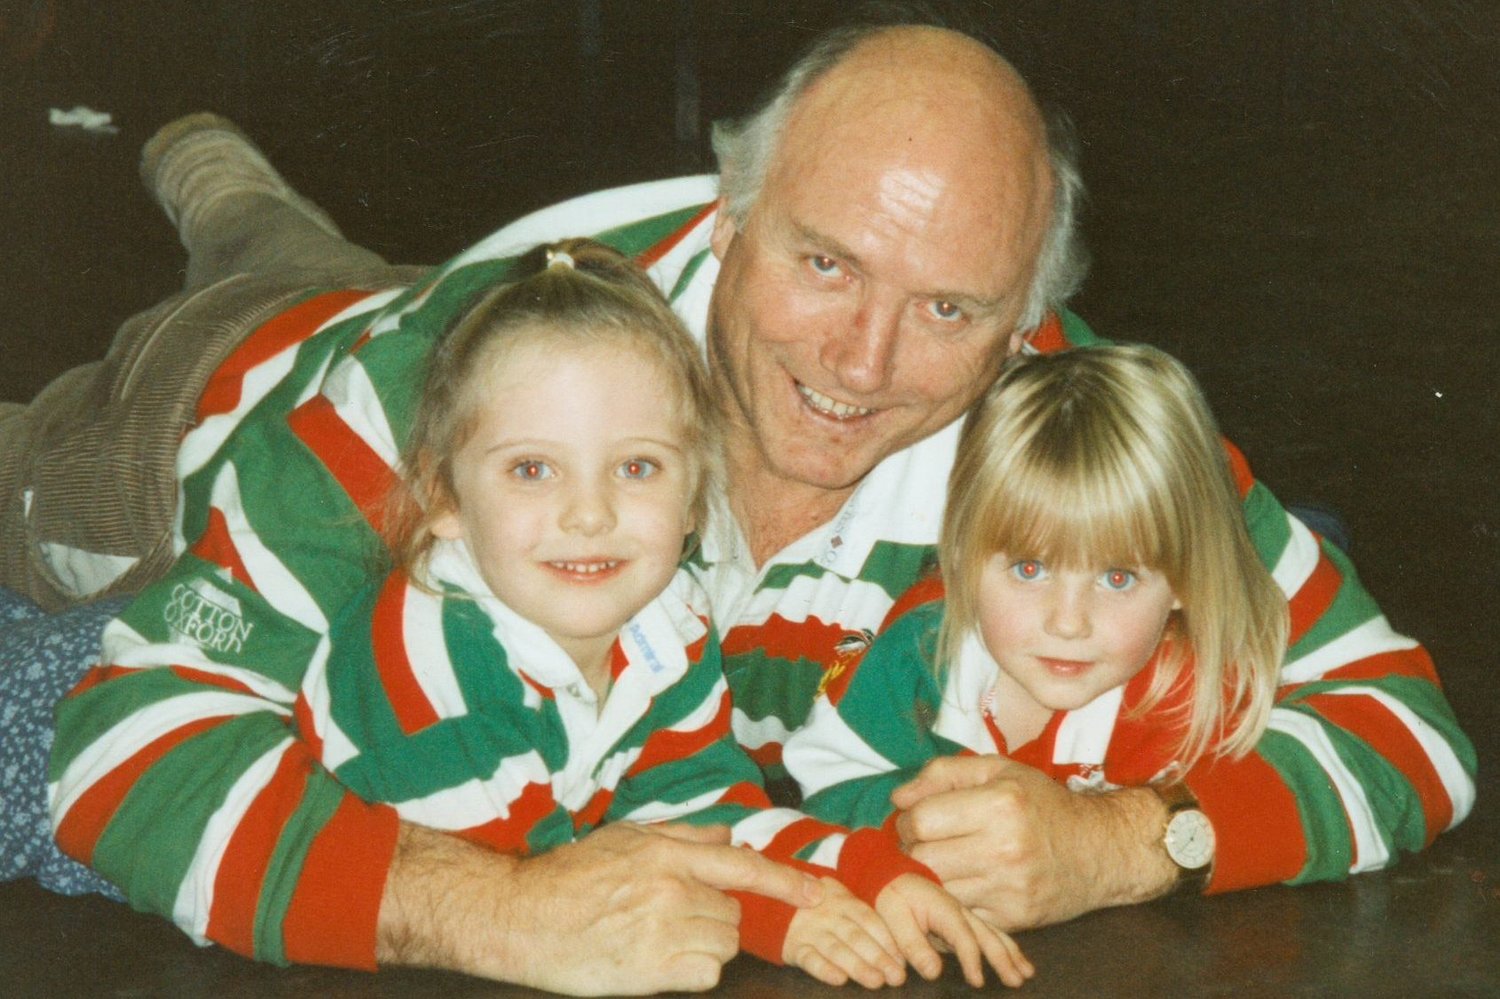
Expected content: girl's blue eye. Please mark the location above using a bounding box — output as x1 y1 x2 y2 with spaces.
1010 559 1046 582
619 458 658 480
512 460 553 481
1101 568 1137 592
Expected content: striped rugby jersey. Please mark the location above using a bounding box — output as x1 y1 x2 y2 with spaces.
49 176 1474 967
303 538 925 963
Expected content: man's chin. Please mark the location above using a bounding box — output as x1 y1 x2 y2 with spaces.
734 409 899 494
769 450 883 494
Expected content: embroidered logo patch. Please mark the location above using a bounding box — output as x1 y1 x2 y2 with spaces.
163 580 255 655
815 628 875 700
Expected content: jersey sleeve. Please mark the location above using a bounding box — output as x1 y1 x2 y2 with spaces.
785 600 955 831
311 574 583 857
1187 443 1476 892
49 556 400 969
603 630 931 963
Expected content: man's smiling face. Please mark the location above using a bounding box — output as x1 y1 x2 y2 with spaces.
707 28 1053 498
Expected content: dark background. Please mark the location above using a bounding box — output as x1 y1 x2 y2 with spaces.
4 0 1496 842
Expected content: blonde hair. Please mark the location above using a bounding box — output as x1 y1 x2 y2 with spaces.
938 344 1287 764
383 238 720 585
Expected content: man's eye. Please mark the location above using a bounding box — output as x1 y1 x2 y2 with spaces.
928 299 964 322
1100 568 1137 592
511 460 553 481
1010 559 1046 582
808 254 841 277
619 458 659 480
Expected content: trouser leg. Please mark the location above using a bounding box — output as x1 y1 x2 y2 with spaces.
0 283 295 609
182 194 389 290
139 112 390 288
0 114 422 609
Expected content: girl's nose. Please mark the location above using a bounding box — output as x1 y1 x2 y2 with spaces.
1044 583 1092 640
559 481 616 536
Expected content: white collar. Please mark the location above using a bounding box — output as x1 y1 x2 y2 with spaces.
698 417 963 577
425 538 704 700
934 629 1126 766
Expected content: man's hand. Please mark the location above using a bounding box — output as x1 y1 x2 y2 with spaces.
890 756 1178 930
378 821 821 995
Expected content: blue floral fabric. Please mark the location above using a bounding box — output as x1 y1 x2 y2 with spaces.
1 586 126 898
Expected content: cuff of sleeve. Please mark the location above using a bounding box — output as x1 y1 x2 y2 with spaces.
729 857 827 964
282 795 402 969
1187 754 1307 893
836 827 937 907
729 890 799 964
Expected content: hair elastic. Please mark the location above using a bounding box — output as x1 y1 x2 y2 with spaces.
545 248 576 271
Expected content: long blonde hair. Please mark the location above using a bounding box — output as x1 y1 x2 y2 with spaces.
938 344 1287 764
383 237 720 586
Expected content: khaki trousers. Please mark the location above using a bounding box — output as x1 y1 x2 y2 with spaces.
1 181 425 610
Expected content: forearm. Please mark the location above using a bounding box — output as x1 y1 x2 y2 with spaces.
377 823 524 977
800 770 913 829
783 604 949 823
1078 785 1179 909
51 666 400 966
1231 471 1475 885
1186 662 1476 890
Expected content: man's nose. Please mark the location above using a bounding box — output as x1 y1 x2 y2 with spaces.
1044 582 1092 640
821 293 900 395
559 479 616 536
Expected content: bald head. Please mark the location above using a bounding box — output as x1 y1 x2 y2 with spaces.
792 26 1048 163
780 28 1051 306
713 23 1085 330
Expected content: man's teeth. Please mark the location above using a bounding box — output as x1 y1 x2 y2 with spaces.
552 561 618 574
798 384 875 419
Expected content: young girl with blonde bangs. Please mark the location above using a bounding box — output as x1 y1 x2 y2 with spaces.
299 238 1031 992
785 344 1289 882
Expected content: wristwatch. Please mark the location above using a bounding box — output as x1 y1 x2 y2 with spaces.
1152 781 1215 894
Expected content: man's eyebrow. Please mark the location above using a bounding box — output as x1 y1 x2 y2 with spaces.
793 223 865 271
791 222 1003 312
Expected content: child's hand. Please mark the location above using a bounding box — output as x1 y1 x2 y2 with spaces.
875 873 1035 988
783 877 909 988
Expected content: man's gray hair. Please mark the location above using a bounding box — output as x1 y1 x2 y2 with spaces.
711 21 1088 333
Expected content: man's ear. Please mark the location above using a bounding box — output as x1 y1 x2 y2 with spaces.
709 197 737 260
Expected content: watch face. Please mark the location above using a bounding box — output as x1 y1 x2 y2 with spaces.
1165 810 1216 870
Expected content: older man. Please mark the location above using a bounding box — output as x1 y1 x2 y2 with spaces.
26 13 1471 997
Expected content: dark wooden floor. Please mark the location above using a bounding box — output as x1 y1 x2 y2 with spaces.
2 2 1496 995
